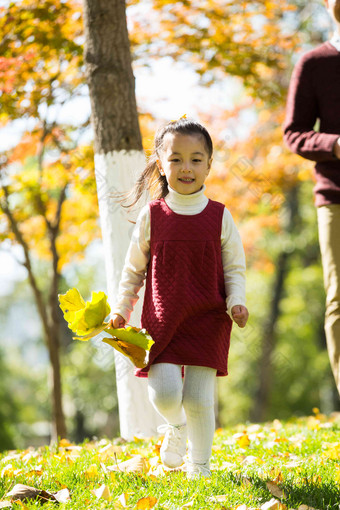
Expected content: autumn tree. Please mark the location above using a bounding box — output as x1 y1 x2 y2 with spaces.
1 0 332 439
0 0 99 440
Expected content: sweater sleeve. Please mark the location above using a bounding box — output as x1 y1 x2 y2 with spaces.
221 208 246 315
111 205 150 323
283 53 339 162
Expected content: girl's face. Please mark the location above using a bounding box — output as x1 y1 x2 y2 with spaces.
158 133 212 195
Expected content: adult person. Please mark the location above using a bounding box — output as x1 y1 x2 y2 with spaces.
284 0 340 397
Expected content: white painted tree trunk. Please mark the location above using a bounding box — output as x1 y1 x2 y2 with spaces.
94 149 163 439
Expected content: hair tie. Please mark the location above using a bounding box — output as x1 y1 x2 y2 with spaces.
171 113 187 123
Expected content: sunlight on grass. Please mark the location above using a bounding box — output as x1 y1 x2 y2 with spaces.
0 412 339 509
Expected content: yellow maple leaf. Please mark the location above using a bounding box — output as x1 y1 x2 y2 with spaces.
136 496 158 509
236 432 250 448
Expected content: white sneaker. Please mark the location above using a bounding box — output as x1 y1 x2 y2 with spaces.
186 461 211 479
158 424 187 468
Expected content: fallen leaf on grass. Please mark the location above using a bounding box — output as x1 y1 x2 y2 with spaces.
5 484 56 503
266 481 285 499
242 455 261 466
91 484 111 502
4 485 70 506
53 488 71 503
148 463 168 478
108 454 149 473
234 432 250 448
136 496 158 509
117 492 130 507
208 495 228 503
98 443 123 461
261 499 287 510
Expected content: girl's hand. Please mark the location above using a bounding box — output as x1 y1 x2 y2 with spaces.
231 305 249 328
109 314 126 329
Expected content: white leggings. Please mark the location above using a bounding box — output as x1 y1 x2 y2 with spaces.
148 363 216 465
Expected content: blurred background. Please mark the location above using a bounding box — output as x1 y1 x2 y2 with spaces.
0 0 339 451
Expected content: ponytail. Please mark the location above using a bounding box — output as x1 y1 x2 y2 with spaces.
121 153 168 210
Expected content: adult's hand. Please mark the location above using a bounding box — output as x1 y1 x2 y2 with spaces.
334 137 340 159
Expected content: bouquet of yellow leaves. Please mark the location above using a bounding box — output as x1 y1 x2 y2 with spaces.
58 288 154 369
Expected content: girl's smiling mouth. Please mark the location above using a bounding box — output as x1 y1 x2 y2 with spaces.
179 177 195 183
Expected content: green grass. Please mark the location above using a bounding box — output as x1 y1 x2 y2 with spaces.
0 413 339 509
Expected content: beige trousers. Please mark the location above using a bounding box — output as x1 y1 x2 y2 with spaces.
317 204 340 396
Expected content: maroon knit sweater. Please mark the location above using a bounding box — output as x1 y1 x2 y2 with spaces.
284 42 340 206
136 198 232 378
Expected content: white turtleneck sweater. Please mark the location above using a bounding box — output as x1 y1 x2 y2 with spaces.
330 32 340 51
113 185 246 323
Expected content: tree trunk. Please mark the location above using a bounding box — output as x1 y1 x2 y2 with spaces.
83 0 163 438
83 0 142 153
0 185 67 440
46 327 66 440
250 185 299 423
250 251 289 423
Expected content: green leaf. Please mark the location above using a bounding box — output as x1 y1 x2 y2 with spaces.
106 326 154 351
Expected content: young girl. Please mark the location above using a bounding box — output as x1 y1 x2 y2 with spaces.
110 118 248 478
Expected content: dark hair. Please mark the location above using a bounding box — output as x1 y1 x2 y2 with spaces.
122 118 213 209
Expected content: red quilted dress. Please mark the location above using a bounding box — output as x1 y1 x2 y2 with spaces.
136 198 232 377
